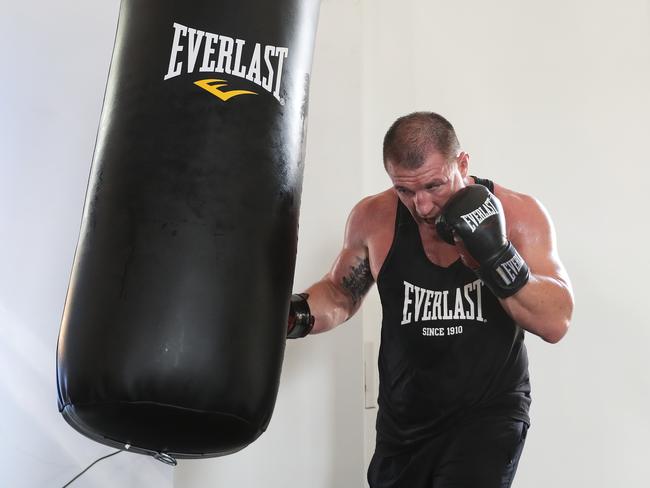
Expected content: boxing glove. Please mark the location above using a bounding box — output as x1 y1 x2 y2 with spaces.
435 185 529 298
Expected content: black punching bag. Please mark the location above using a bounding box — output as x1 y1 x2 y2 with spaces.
57 0 320 460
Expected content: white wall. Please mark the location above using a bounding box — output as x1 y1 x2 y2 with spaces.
0 1 174 487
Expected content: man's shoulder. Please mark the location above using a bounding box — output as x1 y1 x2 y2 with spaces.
492 182 553 237
352 189 396 215
494 181 531 202
345 189 397 240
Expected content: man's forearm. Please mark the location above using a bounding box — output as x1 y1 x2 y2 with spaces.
303 279 357 334
500 274 574 343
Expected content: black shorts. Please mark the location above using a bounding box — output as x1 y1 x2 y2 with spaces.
368 416 529 488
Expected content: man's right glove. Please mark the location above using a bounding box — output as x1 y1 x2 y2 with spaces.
287 293 315 339
435 184 530 298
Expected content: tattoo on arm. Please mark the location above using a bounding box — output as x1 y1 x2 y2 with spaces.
341 257 373 307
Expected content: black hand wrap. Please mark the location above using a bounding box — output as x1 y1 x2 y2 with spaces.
287 293 315 339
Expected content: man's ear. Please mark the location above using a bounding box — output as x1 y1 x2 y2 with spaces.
457 151 469 177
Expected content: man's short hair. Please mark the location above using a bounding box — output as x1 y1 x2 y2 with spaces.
383 112 461 169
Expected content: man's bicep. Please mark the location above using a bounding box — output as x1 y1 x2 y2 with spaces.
327 246 374 309
329 197 377 308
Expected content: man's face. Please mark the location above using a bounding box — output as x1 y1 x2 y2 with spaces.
386 151 468 228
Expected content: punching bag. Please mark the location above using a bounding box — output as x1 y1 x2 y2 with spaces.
57 0 320 461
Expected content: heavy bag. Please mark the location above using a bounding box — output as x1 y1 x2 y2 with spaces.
57 0 320 460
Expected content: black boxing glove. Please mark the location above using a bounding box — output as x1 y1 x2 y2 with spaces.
287 293 315 339
435 185 529 298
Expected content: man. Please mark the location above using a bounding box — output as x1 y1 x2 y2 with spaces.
287 112 574 487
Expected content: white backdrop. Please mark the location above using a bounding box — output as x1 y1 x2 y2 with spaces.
2 0 649 487
1 1 174 487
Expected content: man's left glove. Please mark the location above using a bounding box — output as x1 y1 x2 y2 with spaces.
435 184 529 298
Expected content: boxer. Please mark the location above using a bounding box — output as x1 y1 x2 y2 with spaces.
288 112 574 488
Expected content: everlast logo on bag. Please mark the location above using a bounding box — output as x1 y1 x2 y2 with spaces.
164 22 289 103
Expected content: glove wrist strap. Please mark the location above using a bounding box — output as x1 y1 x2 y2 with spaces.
477 242 530 299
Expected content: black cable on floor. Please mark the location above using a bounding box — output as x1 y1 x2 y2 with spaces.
62 449 123 487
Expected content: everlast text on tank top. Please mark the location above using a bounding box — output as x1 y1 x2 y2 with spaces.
374 176 531 455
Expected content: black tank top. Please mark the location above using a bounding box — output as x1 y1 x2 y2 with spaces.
375 176 531 455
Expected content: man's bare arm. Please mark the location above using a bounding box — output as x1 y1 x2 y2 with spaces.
302 200 375 334
501 193 574 343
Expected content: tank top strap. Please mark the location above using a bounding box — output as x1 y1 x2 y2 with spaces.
377 198 421 284
470 175 495 193
396 197 414 229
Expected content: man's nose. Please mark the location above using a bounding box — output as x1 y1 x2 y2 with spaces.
414 191 434 217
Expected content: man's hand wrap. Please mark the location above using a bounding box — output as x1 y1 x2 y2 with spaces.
287 293 315 339
435 185 530 298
